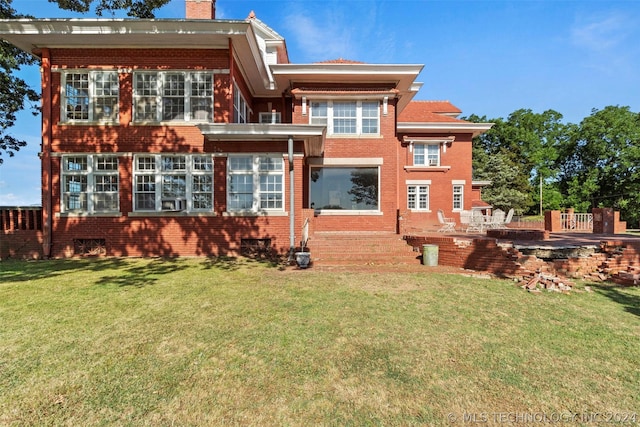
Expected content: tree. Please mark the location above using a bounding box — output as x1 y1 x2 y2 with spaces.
559 106 640 227
50 0 170 18
0 1 39 165
0 0 170 164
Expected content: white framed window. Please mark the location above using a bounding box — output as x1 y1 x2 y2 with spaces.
453 184 464 211
414 144 440 167
61 155 119 213
227 155 283 212
133 71 213 122
133 154 213 212
233 83 250 123
259 112 281 124
407 184 430 211
62 71 119 122
309 100 379 136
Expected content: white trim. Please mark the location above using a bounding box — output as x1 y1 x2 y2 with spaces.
452 180 466 185
307 157 383 166
406 180 432 185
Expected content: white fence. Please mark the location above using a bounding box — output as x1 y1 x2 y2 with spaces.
561 212 593 232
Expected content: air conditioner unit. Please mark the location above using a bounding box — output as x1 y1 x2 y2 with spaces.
161 198 186 211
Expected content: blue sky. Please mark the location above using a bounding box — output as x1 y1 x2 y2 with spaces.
1 0 639 205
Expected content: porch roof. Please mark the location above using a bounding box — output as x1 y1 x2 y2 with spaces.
196 123 327 157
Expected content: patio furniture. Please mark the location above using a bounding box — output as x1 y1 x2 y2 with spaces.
437 209 456 232
504 208 515 226
460 209 484 233
488 209 506 229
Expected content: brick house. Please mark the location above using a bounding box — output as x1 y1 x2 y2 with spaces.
0 0 492 259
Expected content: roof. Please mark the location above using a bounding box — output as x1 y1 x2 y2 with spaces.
398 100 462 121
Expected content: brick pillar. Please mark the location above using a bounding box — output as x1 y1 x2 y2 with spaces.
544 210 561 232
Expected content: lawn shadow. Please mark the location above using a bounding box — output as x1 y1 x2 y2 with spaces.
94 258 191 287
0 258 131 283
591 283 640 318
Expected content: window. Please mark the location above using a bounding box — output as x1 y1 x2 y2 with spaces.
133 71 213 122
133 154 213 212
233 83 250 123
414 144 440 167
62 71 119 122
407 185 430 211
259 112 281 123
227 155 283 212
61 155 119 213
310 167 379 210
309 100 379 135
453 184 464 210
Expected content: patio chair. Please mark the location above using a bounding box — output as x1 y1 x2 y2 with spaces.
504 208 515 226
465 210 485 233
459 210 472 232
437 209 456 232
488 209 506 229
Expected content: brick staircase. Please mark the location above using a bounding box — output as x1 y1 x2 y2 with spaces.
307 231 419 266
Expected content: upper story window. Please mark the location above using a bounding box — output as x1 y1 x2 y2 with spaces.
233 83 250 123
133 154 214 212
61 155 119 213
133 71 213 122
227 155 283 212
309 100 379 136
414 144 440 167
62 71 119 123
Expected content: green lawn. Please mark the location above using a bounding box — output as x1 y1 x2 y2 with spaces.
1 258 639 426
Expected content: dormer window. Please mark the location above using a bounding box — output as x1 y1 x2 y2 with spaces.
309 100 379 136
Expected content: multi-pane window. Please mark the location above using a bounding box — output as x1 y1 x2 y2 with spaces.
233 83 249 123
453 184 464 210
414 144 440 167
63 71 119 122
309 100 379 135
407 185 429 211
133 72 213 122
310 167 379 210
61 155 119 213
133 154 213 212
228 155 283 212
259 112 281 123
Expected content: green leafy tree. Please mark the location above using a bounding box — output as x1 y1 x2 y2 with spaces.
560 106 640 227
0 0 169 164
0 0 39 164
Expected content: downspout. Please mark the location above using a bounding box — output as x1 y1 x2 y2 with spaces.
41 49 52 258
288 135 295 259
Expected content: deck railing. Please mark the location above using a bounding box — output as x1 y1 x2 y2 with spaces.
1 207 43 231
561 212 593 232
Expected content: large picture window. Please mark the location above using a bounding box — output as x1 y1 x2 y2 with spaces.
309 100 379 136
133 71 213 122
62 71 119 122
227 155 283 212
133 154 213 212
310 167 379 210
61 155 119 213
